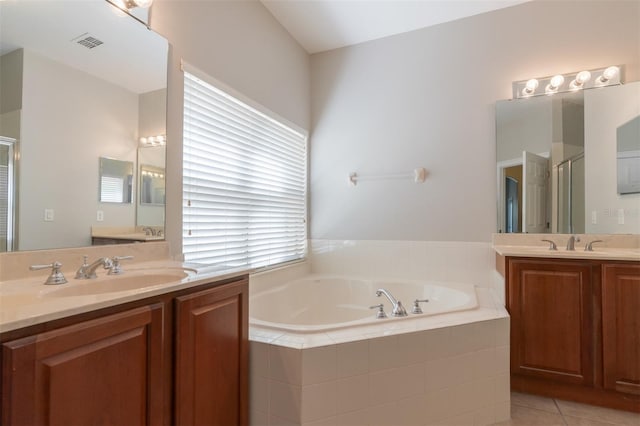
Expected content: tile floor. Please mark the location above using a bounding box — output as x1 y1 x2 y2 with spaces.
494 392 639 426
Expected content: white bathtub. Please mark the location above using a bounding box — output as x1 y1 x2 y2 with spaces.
249 275 478 333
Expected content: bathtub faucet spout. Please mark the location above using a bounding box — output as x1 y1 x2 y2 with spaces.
375 288 408 317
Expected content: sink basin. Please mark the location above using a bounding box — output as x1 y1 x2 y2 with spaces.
47 270 190 297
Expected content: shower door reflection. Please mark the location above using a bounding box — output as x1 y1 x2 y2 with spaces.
556 153 585 234
0 137 16 251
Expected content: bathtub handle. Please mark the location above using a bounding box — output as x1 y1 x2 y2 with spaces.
369 304 388 319
411 299 429 314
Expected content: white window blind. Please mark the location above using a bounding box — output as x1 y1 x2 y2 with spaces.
182 71 307 271
100 176 124 203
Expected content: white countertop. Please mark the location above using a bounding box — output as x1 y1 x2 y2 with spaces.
492 233 640 261
493 245 640 261
0 260 249 334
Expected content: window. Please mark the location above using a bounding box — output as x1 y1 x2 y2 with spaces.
182 70 307 271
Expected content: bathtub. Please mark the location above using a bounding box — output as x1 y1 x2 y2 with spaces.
248 273 510 426
250 275 478 333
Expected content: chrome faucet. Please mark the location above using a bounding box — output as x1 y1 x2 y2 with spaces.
30 261 68 285
143 227 157 236
75 256 113 279
375 288 408 317
566 235 580 251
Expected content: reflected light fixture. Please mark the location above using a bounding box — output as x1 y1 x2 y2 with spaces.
140 134 166 146
513 65 623 99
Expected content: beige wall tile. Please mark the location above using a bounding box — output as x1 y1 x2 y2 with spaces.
302 345 337 385
250 341 270 378
301 381 337 423
336 340 369 378
270 381 301 422
270 345 302 385
336 374 370 414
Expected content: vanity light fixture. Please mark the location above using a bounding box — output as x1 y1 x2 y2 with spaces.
139 134 166 146
513 65 623 99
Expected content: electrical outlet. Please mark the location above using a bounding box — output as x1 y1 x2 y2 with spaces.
44 209 54 222
591 210 597 224
617 209 625 225
97 210 104 222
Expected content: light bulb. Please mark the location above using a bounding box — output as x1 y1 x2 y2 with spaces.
525 79 539 93
549 75 565 90
575 70 591 85
599 66 619 83
132 0 153 8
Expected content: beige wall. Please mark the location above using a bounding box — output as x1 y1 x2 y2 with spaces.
309 0 640 242
149 0 310 257
19 50 138 250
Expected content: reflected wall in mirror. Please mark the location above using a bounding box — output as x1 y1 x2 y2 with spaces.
0 0 168 251
99 157 133 204
137 144 166 227
496 81 640 235
616 115 640 195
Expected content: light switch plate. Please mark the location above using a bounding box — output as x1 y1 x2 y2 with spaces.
617 209 625 225
591 211 597 224
44 209 54 222
97 210 104 222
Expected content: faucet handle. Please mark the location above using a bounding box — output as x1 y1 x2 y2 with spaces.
30 261 68 285
541 239 557 251
108 256 134 275
369 304 388 319
584 240 603 252
411 299 429 314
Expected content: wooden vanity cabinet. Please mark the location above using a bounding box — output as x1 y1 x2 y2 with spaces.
2 304 165 426
601 263 640 396
505 257 640 412
174 279 249 426
507 259 594 386
0 275 249 426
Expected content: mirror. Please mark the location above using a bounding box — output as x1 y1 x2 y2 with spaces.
137 144 166 227
0 0 168 251
496 81 640 235
99 157 133 203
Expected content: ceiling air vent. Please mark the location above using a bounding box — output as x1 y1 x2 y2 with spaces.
71 33 104 49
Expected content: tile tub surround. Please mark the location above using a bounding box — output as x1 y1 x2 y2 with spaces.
249 318 511 426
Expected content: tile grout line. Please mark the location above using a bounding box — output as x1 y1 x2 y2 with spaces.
553 398 569 425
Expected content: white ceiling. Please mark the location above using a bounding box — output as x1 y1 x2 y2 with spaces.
261 0 531 54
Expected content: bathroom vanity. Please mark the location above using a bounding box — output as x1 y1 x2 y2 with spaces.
0 244 249 426
494 236 640 413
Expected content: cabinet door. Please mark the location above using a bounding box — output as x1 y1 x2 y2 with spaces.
2 303 165 426
174 278 249 426
508 259 593 385
602 263 640 395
